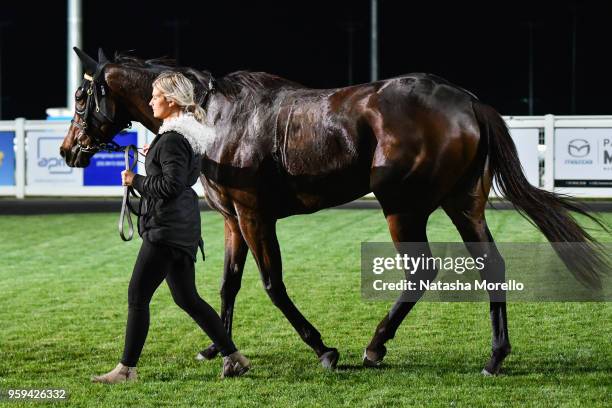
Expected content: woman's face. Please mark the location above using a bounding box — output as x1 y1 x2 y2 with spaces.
149 86 179 120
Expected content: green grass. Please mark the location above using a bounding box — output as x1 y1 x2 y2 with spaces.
0 209 610 407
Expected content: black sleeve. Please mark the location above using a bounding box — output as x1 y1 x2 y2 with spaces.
132 132 191 199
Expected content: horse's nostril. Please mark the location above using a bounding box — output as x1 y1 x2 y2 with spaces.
59 148 65 158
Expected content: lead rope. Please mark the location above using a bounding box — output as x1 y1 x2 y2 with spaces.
119 145 141 241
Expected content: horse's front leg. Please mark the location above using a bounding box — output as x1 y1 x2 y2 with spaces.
238 211 339 369
197 216 248 360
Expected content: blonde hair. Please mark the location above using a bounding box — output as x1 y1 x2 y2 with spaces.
152 71 207 123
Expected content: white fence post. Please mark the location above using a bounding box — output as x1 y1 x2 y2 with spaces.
15 117 25 199
543 114 555 191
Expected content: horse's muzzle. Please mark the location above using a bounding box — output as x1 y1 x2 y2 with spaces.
60 145 92 168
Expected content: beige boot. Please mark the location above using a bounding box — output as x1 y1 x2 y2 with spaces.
221 351 251 378
91 363 137 384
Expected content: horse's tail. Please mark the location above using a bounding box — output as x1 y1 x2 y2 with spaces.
473 101 609 289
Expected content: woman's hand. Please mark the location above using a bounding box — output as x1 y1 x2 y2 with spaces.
121 170 135 186
143 143 150 155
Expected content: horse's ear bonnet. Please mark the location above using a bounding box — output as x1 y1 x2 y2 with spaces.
97 48 109 64
73 47 110 84
73 47 98 75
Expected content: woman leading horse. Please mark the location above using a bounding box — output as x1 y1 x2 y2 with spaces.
61 48 608 375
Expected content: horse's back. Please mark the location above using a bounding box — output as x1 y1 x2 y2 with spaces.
203 73 482 217
277 73 478 178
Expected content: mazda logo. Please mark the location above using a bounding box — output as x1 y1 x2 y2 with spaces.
568 139 590 157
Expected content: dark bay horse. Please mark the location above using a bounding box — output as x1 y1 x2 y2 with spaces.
60 48 608 374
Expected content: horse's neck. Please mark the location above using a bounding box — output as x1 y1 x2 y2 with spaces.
135 108 161 134
110 65 161 133
205 96 224 125
126 87 160 133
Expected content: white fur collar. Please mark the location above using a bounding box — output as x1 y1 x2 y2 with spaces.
158 113 216 155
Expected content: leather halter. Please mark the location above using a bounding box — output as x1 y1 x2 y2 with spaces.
71 65 132 153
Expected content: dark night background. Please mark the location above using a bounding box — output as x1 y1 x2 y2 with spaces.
0 0 611 119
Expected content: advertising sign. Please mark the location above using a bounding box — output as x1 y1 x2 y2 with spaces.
83 132 138 186
554 128 612 187
26 131 83 186
0 132 15 185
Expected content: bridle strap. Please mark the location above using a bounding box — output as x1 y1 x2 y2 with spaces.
118 145 141 241
74 69 132 153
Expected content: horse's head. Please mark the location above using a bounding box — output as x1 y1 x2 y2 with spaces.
60 47 132 167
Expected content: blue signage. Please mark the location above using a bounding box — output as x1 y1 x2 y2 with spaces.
0 132 15 185
83 132 138 186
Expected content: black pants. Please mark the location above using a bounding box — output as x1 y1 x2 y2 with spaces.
121 239 236 366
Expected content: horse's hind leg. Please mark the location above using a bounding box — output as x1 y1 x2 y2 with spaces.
442 192 511 375
364 210 436 366
198 216 248 360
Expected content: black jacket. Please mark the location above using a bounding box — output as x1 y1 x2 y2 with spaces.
132 130 202 260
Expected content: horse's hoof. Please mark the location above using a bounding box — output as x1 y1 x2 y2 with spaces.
362 345 386 367
481 347 510 375
319 348 339 370
481 364 502 376
481 368 494 376
196 344 219 361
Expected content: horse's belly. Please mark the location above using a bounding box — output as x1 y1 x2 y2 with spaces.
275 161 372 216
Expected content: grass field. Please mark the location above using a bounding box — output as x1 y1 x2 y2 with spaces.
0 208 611 407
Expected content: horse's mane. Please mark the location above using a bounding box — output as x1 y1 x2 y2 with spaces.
111 52 303 104
114 51 177 70
113 51 215 105
216 71 304 98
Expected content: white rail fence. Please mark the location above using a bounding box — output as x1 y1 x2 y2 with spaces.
0 115 611 199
